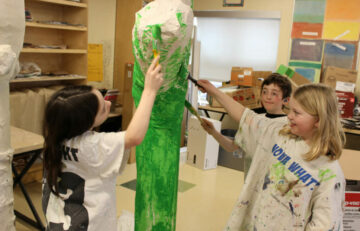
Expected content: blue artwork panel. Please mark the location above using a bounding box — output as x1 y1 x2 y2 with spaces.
295 68 315 82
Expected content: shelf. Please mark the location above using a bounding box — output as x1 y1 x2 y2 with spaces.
32 0 87 8
21 48 87 54
108 107 123 118
10 75 86 83
26 22 87 31
344 128 360 136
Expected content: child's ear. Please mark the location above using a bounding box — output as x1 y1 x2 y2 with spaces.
314 120 319 128
283 97 289 103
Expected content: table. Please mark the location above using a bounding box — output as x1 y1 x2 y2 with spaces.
198 105 227 121
11 126 45 230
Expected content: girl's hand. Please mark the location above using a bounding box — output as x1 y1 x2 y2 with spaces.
197 80 217 96
144 56 164 93
201 118 215 135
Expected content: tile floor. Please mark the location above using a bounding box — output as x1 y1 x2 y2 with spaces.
14 163 244 231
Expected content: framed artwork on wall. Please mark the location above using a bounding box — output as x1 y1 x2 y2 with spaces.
223 0 244 7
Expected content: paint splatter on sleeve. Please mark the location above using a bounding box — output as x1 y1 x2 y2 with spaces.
304 169 345 231
234 108 283 158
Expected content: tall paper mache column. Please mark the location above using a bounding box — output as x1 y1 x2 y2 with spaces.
0 1 25 230
132 0 193 230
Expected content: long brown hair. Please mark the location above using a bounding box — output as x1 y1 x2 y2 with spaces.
279 84 345 161
43 85 98 196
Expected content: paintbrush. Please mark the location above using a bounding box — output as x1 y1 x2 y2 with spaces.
187 73 205 91
185 100 203 122
151 25 161 65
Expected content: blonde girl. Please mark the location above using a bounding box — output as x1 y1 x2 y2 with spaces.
198 80 345 231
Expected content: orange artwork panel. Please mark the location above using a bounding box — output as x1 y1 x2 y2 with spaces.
292 22 323 39
325 0 360 21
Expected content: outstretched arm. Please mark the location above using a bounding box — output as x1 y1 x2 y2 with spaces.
201 118 239 152
125 56 163 149
197 80 245 123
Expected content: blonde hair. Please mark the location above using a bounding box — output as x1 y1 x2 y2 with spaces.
279 84 345 161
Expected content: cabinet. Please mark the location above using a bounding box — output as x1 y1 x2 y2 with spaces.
10 0 88 90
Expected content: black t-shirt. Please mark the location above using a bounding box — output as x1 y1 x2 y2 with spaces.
265 113 287 119
253 107 287 119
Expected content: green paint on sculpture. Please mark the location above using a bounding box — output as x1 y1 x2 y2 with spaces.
132 2 192 230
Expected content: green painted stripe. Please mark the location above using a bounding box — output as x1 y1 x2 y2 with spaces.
289 61 322 69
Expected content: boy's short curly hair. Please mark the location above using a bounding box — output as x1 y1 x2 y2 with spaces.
261 73 292 99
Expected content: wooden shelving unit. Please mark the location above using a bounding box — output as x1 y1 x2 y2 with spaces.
12 0 88 89
21 48 87 54
25 21 87 31
34 0 88 8
10 75 86 83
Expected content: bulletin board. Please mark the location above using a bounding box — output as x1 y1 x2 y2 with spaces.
289 0 360 83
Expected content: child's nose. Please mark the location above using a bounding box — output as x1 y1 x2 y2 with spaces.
287 112 293 120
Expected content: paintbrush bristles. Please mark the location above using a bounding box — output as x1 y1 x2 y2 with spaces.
185 100 202 122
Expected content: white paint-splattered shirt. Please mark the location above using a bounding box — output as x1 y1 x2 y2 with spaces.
42 131 128 231
225 108 345 231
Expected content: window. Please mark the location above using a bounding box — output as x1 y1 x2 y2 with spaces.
193 11 281 82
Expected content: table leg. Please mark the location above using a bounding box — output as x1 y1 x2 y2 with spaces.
219 113 226 121
203 110 210 118
12 151 45 230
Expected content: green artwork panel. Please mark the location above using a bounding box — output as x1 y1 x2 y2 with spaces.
293 0 326 24
132 0 193 230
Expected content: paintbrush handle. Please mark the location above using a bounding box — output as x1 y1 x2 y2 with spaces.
185 100 202 122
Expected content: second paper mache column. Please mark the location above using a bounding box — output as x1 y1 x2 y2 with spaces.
132 0 193 230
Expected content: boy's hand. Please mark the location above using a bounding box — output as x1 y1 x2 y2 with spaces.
201 118 215 135
197 80 217 96
144 56 164 93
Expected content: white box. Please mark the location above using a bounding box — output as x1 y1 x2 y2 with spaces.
187 116 221 170
179 147 187 165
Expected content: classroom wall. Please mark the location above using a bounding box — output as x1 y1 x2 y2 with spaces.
88 0 116 89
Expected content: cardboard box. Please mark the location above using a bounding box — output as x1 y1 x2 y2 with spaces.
231 67 253 86
322 66 357 93
187 116 221 170
208 86 260 108
277 64 311 89
252 71 271 87
336 91 355 118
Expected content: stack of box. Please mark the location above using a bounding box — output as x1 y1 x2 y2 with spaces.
230 67 270 87
321 66 357 118
207 67 267 108
207 86 261 108
230 67 253 86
